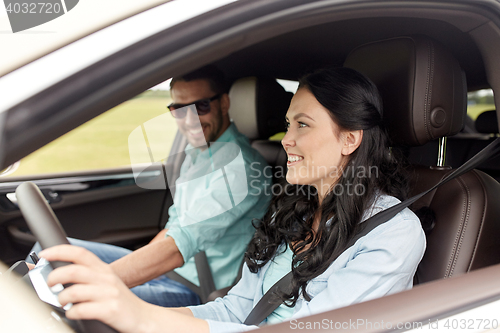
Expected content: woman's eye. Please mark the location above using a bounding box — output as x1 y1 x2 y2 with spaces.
284 121 307 131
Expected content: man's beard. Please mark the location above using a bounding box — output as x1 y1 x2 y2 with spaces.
203 107 224 144
186 106 224 147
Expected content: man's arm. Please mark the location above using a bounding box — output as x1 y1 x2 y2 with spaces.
149 228 168 244
110 231 184 288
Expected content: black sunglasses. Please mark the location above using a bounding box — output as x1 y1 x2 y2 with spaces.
167 94 221 118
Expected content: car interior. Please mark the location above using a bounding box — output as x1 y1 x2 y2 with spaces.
344 35 500 284
203 35 500 301
2 0 500 330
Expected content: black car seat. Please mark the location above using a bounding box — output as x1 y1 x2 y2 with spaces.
229 76 291 184
475 110 499 134
408 110 500 182
344 35 500 284
465 110 500 181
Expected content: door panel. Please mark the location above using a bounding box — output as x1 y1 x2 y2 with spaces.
0 167 171 265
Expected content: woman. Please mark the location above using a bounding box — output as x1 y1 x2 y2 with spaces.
40 67 426 333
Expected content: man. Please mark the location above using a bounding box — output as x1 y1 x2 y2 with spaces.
28 66 272 307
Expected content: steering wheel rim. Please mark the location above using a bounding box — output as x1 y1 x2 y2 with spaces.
15 181 119 333
16 182 70 269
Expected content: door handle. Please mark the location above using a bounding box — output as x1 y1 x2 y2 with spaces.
7 189 61 206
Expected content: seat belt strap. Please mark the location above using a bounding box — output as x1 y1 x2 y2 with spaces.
164 132 216 302
243 272 293 325
194 251 216 302
165 271 201 296
165 251 216 303
244 137 500 326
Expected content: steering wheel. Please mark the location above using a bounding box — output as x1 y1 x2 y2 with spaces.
15 182 119 333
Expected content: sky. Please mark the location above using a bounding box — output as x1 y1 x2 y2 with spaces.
152 78 171 91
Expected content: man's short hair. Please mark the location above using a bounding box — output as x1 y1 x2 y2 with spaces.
170 65 229 95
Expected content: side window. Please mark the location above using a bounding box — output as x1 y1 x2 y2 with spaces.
467 89 495 120
3 84 177 178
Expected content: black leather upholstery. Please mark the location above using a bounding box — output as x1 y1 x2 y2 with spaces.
345 36 500 284
475 110 498 134
345 35 466 147
229 76 292 140
409 166 500 283
251 140 287 184
229 77 291 184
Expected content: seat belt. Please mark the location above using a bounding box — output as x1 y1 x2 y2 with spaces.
194 251 216 302
165 251 216 303
163 132 216 302
244 137 500 326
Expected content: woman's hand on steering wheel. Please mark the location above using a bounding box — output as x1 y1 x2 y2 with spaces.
40 245 150 333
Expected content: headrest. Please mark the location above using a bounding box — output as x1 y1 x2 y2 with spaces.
344 36 466 146
229 77 292 140
475 110 499 133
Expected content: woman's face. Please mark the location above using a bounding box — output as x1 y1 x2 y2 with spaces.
282 88 362 198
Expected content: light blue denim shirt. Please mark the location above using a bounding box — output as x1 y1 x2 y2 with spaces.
262 244 294 324
166 123 272 289
189 194 426 332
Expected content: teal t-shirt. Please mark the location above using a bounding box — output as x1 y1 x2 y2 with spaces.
166 123 272 289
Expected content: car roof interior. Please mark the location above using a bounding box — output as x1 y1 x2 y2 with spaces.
213 9 487 91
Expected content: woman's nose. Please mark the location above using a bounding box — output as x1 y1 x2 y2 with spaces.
281 130 295 148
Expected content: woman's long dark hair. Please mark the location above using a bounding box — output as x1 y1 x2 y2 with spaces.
245 67 409 306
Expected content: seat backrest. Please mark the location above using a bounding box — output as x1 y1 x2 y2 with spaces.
345 36 500 284
229 77 291 183
469 110 500 181
229 76 292 141
476 110 499 134
251 140 287 184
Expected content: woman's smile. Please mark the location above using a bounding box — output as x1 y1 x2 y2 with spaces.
287 153 304 166
282 88 347 196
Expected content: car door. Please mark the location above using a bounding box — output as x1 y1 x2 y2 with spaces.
0 0 297 265
0 0 248 265
0 90 179 265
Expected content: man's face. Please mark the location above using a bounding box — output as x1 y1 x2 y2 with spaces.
170 79 226 148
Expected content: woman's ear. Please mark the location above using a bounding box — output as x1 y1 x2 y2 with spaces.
341 130 363 156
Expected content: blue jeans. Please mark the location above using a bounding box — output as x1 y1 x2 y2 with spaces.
28 238 200 307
